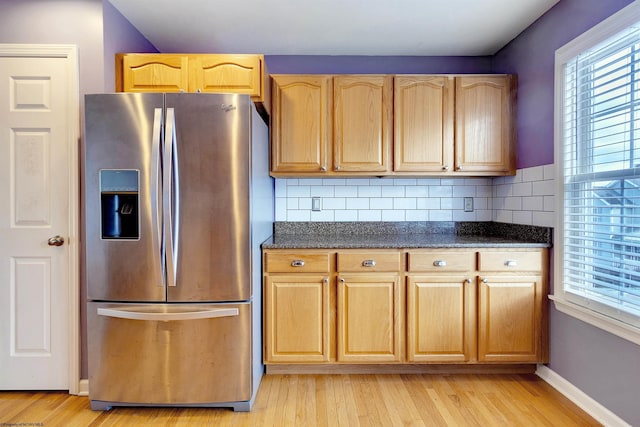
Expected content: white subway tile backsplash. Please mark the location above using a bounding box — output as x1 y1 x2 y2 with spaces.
335 210 358 221
346 198 369 209
522 196 544 211
287 185 310 197
323 197 347 210
406 186 429 197
429 185 453 197
382 186 405 197
406 210 429 221
394 198 417 210
310 185 334 197
358 186 382 197
275 164 557 225
359 210 382 221
382 210 406 221
370 198 393 210
335 186 359 197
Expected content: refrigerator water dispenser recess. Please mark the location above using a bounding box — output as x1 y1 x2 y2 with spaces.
100 170 139 240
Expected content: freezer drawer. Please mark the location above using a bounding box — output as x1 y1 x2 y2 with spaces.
87 302 252 410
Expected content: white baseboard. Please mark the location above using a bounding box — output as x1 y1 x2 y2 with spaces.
536 365 630 427
77 379 89 396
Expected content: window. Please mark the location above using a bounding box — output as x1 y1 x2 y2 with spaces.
555 2 640 343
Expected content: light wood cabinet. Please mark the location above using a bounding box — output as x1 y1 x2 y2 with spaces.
263 252 331 363
270 74 392 175
476 249 548 362
406 250 476 362
336 251 402 362
264 275 330 363
116 53 270 118
407 275 476 362
270 75 332 173
455 75 516 174
333 75 393 173
394 75 454 172
263 246 548 369
270 73 516 177
337 274 401 362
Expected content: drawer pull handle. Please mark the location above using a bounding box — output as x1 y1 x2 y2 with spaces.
433 260 447 267
362 259 376 267
504 260 518 267
291 260 305 267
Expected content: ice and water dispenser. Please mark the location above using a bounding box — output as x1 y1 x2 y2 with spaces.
100 170 139 240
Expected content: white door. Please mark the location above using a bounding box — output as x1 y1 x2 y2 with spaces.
0 46 78 390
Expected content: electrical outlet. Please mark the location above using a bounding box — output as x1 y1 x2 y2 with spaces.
312 197 321 211
464 197 474 212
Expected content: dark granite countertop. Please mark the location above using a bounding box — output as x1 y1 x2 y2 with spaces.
261 222 552 249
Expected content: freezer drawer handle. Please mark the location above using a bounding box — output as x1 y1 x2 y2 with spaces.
97 307 239 322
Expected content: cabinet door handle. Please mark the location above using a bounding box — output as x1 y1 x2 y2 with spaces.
362 259 376 267
323 277 329 284
504 260 518 267
320 166 327 171
339 277 345 283
291 259 305 267
481 277 488 283
442 165 449 171
465 277 472 284
433 260 447 267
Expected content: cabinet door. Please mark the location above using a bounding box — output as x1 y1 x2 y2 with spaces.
455 75 515 174
120 54 189 92
190 54 261 95
337 274 401 362
407 275 476 362
264 275 330 363
477 275 545 362
394 76 454 172
271 75 332 173
334 75 392 173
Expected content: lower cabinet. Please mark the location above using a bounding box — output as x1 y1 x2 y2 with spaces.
263 248 548 367
264 275 330 362
337 274 401 362
406 275 476 362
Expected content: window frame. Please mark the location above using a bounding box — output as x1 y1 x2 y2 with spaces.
554 0 640 346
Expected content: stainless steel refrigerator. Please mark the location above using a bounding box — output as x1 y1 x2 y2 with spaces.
83 93 273 411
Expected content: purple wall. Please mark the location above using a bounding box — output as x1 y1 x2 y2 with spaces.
102 0 157 91
265 55 492 74
492 0 634 169
494 1 640 424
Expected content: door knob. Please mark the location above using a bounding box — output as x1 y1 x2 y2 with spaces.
48 235 65 246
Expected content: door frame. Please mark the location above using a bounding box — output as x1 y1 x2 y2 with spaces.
0 44 80 394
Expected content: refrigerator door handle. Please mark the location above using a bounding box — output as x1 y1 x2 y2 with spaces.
151 107 165 288
163 107 179 288
97 307 239 321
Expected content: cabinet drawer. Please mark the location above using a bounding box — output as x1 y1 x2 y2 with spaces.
337 252 400 272
478 250 544 272
265 252 330 273
408 251 476 272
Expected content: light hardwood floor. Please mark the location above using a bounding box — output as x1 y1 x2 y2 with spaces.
0 373 600 426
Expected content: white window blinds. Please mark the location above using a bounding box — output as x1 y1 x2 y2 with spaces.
562 22 640 327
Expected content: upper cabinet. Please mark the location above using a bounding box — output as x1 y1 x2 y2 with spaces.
270 73 516 177
394 75 454 173
116 53 270 119
270 75 332 173
455 76 516 174
271 74 392 175
333 75 392 173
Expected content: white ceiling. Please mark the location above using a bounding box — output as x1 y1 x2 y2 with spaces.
108 0 560 56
